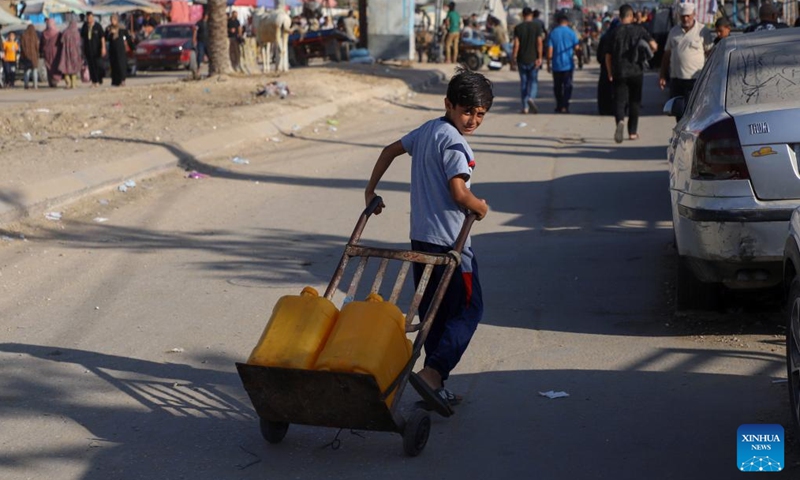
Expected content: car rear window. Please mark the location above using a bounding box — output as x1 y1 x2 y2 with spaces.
153 26 192 39
726 41 800 112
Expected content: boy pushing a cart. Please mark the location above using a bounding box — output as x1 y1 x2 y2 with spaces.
364 68 493 417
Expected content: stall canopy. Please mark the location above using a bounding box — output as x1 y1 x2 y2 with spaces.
96 0 164 14
0 7 28 26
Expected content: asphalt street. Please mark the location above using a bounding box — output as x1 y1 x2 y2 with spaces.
0 63 797 479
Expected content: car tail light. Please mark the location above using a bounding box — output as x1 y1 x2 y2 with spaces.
691 117 750 180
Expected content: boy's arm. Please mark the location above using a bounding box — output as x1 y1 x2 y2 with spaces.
364 140 406 215
449 175 488 220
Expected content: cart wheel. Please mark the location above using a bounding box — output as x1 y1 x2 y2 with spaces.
259 418 289 444
402 409 430 457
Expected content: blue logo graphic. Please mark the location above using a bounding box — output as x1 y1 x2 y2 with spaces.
737 424 784 472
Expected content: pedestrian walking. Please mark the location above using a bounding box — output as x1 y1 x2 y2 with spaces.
744 3 789 32
192 10 209 77
658 3 712 105
228 10 242 72
42 18 62 87
81 12 106 87
605 4 658 143
2 31 19 88
20 24 39 90
105 14 133 86
364 68 492 416
546 14 581 113
512 7 544 114
443 2 461 64
595 17 619 115
58 20 82 89
714 17 731 45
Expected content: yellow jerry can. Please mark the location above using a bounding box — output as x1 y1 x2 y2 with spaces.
247 286 339 369
315 293 412 406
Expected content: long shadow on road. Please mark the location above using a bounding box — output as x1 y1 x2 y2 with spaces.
0 342 796 479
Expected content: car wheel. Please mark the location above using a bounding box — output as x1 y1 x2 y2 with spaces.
787 276 800 432
676 256 721 311
463 53 481 71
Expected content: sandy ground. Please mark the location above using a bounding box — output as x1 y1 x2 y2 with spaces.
0 67 404 190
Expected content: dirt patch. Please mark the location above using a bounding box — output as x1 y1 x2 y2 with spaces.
0 68 404 190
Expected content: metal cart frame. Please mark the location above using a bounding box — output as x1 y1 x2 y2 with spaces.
235 196 475 456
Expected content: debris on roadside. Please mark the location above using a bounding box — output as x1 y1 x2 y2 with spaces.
93 217 109 223
34 108 51 113
90 130 103 137
187 171 209 179
349 48 374 64
538 390 569 399
516 122 527 128
45 212 63 221
328 126 338 132
118 180 136 192
326 119 339 126
22 132 32 141
166 347 185 354
232 157 250 165
256 81 290 99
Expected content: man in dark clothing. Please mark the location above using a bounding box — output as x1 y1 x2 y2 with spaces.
744 3 789 32
512 7 544 114
227 10 242 72
81 12 106 87
193 10 209 67
605 4 658 143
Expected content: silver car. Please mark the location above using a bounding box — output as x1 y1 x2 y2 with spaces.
783 210 800 433
665 29 800 309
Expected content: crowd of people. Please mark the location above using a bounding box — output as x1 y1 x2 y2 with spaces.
0 11 154 90
420 1 799 143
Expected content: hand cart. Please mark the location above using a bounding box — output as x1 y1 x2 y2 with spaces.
235 196 476 456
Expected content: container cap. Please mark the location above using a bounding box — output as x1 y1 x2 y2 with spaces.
301 286 320 297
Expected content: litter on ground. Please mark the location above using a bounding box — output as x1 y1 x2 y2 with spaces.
93 217 109 223
538 390 569 399
516 122 527 128
187 171 209 179
232 157 250 165
45 212 63 221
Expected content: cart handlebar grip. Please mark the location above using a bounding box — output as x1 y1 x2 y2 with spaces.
364 195 384 218
347 196 384 246
453 213 477 254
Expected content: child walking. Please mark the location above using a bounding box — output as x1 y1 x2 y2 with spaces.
364 68 493 417
3 32 19 88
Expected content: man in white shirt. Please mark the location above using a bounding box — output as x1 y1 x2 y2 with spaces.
658 2 713 102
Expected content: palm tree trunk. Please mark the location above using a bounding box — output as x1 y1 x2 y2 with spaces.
208 0 233 75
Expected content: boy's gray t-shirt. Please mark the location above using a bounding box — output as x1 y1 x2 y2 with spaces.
401 117 475 248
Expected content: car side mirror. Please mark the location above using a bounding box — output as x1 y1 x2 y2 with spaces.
663 97 686 118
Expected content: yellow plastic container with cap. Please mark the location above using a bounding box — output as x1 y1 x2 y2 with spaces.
314 293 412 406
247 286 339 369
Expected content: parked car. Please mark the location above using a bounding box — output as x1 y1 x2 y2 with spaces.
782 209 800 434
134 23 194 71
664 28 800 309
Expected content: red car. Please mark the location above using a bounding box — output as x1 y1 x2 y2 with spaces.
134 23 195 71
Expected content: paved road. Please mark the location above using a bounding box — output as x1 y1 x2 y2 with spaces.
0 63 797 479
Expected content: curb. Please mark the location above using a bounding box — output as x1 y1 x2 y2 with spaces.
0 67 445 226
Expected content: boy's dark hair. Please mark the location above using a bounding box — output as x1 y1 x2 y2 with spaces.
533 9 540 18
522 7 533 17
448 2 456 10
715 17 731 28
619 4 634 19
446 67 494 111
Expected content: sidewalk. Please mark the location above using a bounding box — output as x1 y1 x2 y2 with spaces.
0 64 448 226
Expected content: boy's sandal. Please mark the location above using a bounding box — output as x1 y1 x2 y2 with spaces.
409 373 454 417
438 387 463 407
629 134 639 140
